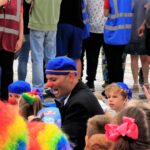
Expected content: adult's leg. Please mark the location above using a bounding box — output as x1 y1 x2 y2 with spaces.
18 34 30 80
80 38 88 79
86 33 103 84
140 55 149 87
131 55 139 85
0 50 14 100
104 44 125 83
43 31 56 83
30 29 45 94
70 26 83 79
101 48 109 87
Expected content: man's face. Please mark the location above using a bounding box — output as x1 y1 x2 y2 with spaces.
46 74 72 98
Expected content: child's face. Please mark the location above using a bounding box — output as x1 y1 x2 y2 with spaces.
8 93 21 104
107 91 126 112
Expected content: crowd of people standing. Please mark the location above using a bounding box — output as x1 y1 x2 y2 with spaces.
1 0 150 149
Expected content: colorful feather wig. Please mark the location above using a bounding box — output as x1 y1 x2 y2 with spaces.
28 122 72 150
0 101 27 150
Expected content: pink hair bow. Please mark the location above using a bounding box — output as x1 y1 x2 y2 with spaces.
105 116 138 141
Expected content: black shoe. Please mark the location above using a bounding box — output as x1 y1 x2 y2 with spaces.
85 82 95 92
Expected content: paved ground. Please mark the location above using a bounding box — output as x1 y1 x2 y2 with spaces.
13 53 149 99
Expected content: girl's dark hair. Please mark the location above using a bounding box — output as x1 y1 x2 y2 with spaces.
112 106 150 150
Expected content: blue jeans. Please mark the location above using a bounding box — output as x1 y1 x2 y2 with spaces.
30 29 56 94
18 35 30 81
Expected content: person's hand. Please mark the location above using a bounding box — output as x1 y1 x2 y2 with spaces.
15 39 23 53
143 85 150 102
138 23 145 37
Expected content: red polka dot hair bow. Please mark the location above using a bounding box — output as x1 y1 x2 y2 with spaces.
105 117 138 141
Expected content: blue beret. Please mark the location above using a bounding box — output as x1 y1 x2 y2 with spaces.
8 80 31 94
45 56 77 75
116 82 132 99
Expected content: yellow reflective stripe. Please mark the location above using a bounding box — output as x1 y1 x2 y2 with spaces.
109 13 133 19
105 24 132 30
0 27 19 35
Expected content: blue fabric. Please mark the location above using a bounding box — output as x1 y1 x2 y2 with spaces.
17 141 26 150
8 80 31 94
104 0 133 45
37 107 61 127
56 24 83 59
82 0 90 39
46 56 77 75
18 35 30 81
116 82 132 99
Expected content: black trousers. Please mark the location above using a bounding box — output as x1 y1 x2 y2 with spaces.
0 50 14 100
81 33 105 83
103 44 126 83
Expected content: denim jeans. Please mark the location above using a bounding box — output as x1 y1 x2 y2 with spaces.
30 29 56 94
18 35 30 81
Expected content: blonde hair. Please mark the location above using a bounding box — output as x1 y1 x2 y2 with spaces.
105 83 128 99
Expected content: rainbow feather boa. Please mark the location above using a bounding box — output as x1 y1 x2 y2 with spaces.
0 101 27 150
28 122 72 150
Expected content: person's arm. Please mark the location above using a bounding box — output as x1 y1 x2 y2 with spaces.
15 8 24 52
0 0 8 6
25 0 32 4
138 19 146 37
104 0 109 17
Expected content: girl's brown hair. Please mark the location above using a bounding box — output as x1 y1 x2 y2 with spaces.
19 95 42 120
112 106 150 150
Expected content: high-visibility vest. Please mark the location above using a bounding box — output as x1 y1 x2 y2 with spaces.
82 0 90 39
104 0 133 45
0 0 22 52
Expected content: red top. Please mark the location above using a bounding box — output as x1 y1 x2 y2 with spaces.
104 0 109 9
